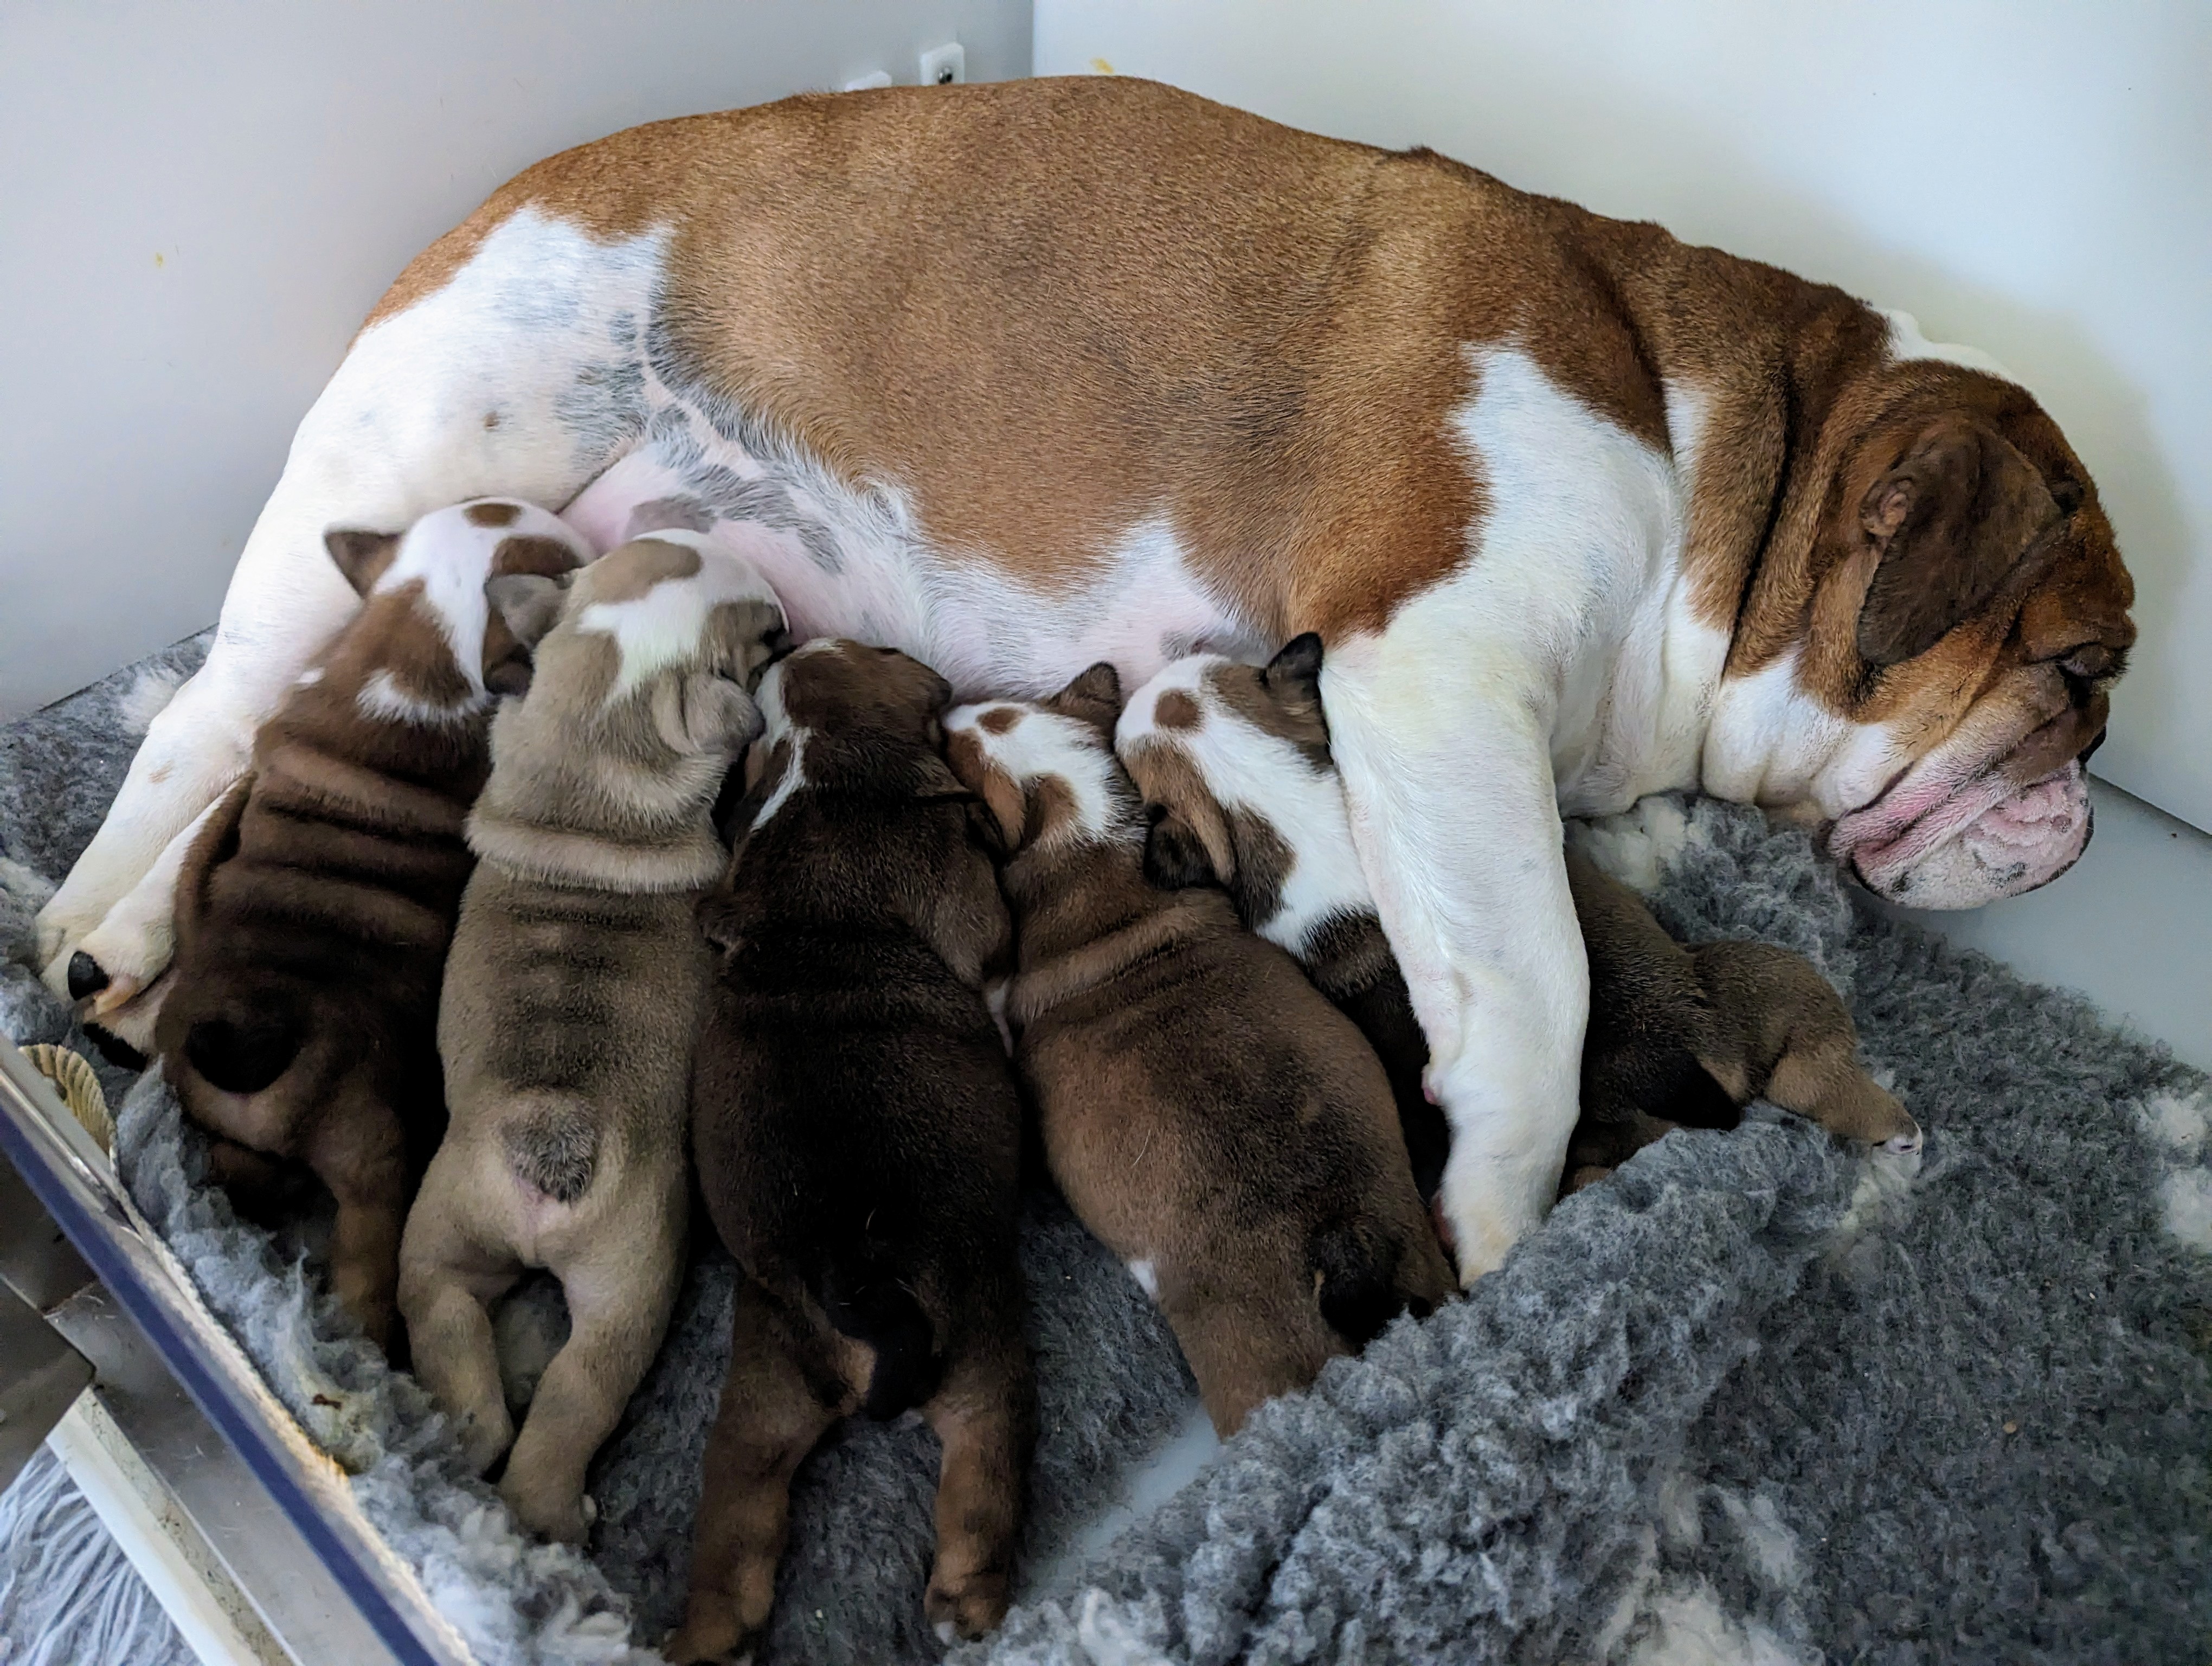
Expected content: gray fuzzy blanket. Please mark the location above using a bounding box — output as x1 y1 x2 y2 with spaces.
3 638 2207 1665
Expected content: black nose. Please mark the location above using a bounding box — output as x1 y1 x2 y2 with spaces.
66 951 110 1001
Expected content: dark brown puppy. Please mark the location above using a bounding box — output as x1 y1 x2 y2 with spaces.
155 499 591 1349
1116 637 1921 1221
672 640 1030 1663
946 664 1452 1440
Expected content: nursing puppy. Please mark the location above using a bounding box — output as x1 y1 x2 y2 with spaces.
153 499 591 1348
1118 639 1920 1212
672 641 1030 1660
946 664 1452 1440
396 534 782 1545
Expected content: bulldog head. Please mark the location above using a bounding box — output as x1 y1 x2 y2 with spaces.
942 664 1134 857
467 531 787 890
1709 323 2136 908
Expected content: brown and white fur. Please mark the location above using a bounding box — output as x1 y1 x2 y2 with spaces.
677 640 1031 1659
1120 642 1920 1222
152 499 594 1348
395 534 781 1544
43 78 2134 1281
946 665 1454 1438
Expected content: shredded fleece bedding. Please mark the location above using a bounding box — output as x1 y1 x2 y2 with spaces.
2 634 2206 1666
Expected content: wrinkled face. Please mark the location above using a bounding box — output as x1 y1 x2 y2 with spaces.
942 665 1129 854
1709 364 2135 908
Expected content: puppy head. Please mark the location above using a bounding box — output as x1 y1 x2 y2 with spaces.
755 638 954 747
1116 636 1353 915
318 498 594 723
943 664 1136 857
490 532 787 761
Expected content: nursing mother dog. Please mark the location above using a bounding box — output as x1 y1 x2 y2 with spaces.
41 77 2134 1279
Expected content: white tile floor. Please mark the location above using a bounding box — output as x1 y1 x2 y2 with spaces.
1034 780 2212 1588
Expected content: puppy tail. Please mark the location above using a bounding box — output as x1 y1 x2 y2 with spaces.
502 1099 599 1206
1309 1219 1413 1350
818 1251 942 1421
182 1014 302 1096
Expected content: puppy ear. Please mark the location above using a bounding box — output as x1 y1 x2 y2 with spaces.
324 528 402 597
695 892 746 958
1855 416 2066 667
913 753 973 802
1263 632 1326 703
485 571 574 651
654 674 763 757
1046 662 1123 730
964 796 1013 858
1143 808 1221 889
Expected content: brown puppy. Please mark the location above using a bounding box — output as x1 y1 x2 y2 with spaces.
672 640 1030 1662
946 664 1452 1441
155 499 592 1349
1116 638 1920 1216
396 534 783 1544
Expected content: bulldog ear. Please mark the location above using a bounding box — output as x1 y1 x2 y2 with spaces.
1143 809 1220 889
1855 417 2065 667
324 528 402 597
1263 632 1325 700
485 571 574 650
695 892 746 959
1047 662 1124 730
654 674 763 757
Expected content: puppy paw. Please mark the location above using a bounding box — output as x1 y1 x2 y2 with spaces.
663 1614 758 1666
456 1408 516 1477
501 1473 593 1545
924 1571 1010 1643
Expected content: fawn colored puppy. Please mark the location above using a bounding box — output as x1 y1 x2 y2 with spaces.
154 499 591 1348
397 533 784 1544
945 663 1452 1440
671 640 1031 1662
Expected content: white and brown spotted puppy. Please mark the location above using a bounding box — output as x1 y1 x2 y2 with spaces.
1118 639 1920 1218
152 499 591 1348
396 533 783 1545
946 664 1453 1440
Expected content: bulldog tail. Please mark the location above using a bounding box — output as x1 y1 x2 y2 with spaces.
818 1245 942 1420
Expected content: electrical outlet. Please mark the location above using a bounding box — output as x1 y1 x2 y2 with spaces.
843 69 892 92
919 42 965 87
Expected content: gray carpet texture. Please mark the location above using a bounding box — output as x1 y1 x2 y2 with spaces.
2 644 2207 1665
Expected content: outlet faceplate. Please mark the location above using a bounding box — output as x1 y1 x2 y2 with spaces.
919 42 965 86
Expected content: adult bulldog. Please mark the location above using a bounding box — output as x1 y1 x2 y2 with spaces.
40 78 2133 1280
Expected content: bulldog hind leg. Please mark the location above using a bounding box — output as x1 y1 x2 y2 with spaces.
38 203 664 997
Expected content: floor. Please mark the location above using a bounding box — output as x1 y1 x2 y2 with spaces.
1035 776 2212 1590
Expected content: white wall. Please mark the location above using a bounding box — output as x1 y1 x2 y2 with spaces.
0 0 1030 720
1037 1 2212 834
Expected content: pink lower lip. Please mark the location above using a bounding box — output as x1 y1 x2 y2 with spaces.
1842 761 2084 883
